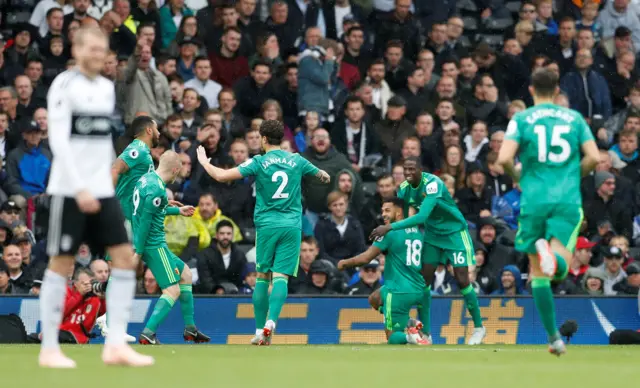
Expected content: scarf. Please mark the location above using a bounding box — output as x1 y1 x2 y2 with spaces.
345 120 367 167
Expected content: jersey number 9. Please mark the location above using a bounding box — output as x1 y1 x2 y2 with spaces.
404 239 421 266
132 189 140 215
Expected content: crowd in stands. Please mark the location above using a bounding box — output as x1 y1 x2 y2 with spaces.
1 0 640 298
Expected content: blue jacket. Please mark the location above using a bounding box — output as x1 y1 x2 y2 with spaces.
6 143 52 195
297 50 335 116
492 265 528 295
610 144 639 163
492 188 521 230
560 69 612 119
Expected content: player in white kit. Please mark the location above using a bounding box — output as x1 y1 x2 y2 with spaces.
38 26 153 368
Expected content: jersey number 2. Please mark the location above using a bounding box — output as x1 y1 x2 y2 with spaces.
271 171 290 199
404 240 421 266
534 125 570 163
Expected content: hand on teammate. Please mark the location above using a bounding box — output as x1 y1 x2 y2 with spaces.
196 146 210 166
76 190 101 214
337 260 347 271
179 206 195 217
369 224 392 241
169 200 183 207
317 170 331 184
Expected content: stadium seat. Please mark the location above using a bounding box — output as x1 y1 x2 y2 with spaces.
362 182 377 197
457 0 479 12
481 34 505 48
237 244 254 254
459 35 472 48
243 228 256 244
462 16 479 32
506 1 523 15
484 17 514 32
629 247 640 260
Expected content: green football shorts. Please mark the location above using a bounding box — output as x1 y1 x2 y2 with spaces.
380 287 423 332
142 245 184 289
255 227 301 276
515 204 583 255
422 229 475 268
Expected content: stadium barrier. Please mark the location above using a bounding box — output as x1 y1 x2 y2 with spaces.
1 296 637 345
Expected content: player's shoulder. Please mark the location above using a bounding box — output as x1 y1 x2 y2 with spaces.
239 155 260 169
398 180 409 190
424 173 443 192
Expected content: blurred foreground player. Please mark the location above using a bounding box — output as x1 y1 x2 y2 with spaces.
40 26 153 368
497 68 600 356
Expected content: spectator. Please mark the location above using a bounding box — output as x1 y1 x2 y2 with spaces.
549 16 577 74
353 80 382 126
276 63 299 129
302 128 353 224
463 120 490 164
2 244 31 294
360 174 395 238
217 89 246 141
89 259 109 283
485 151 513 198
456 164 494 224
579 267 606 295
560 48 612 121
0 201 21 228
157 55 177 77
613 261 640 295
599 245 627 295
383 40 411 92
576 0 601 42
610 129 639 168
582 150 635 212
492 265 527 296
233 61 277 120
287 0 326 47
179 88 204 139
298 45 336 122
342 26 371 78
375 0 421 61
196 220 248 292
166 15 206 58
466 75 509 129
131 0 162 49
141 268 161 295
289 236 320 294
603 50 638 112
332 95 380 172
159 0 194 48
610 235 635 270
123 39 172 126
397 65 429 123
604 87 640 147
184 56 222 109
260 99 296 150
6 121 52 196
568 237 597 285
416 49 440 93
298 259 337 295
209 27 250 89
583 171 633 242
473 42 530 102
14 75 44 121
175 35 200 81
42 36 67 86
314 191 366 264
476 216 518 273
249 31 283 73
426 77 466 127
436 144 466 191
0 260 15 294
239 262 257 294
346 259 382 295
264 1 296 53
333 169 364 215
374 95 414 164
5 24 38 69
366 59 393 117
193 193 243 243
597 0 640 53
245 127 262 157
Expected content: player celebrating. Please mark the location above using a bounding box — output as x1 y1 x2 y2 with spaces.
338 197 429 345
371 157 486 345
40 26 152 368
497 68 600 356
196 120 330 345
133 151 210 344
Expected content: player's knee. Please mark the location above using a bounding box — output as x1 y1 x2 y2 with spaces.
164 284 180 300
180 266 192 284
368 291 381 311
454 267 470 289
107 244 136 269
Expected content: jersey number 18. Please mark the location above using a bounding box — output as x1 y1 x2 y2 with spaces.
534 125 570 163
404 239 422 266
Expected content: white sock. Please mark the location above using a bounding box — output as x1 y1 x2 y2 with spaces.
39 269 67 350
105 268 136 346
255 329 262 336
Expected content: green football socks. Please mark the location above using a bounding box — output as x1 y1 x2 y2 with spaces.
253 278 270 330
418 286 432 335
143 294 175 334
460 285 483 328
267 277 289 323
553 252 569 281
531 277 561 343
179 284 196 330
388 331 408 345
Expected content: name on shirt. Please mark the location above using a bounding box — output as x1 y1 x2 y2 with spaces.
525 108 575 125
261 157 297 169
404 227 419 233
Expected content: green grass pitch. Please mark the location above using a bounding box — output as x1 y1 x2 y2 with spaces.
1 345 638 387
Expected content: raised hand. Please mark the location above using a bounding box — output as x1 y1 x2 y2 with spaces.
197 146 210 166
179 206 195 217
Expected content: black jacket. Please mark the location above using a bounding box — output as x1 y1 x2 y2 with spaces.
196 243 248 292
482 239 519 280
396 87 430 123
286 0 322 46
479 53 530 102
346 279 381 295
302 147 353 213
314 215 366 264
233 76 278 120
465 97 509 130
582 173 636 215
374 118 415 164
359 193 384 239
374 11 422 60
323 1 367 41
613 279 639 295
583 195 633 242
455 186 494 224
484 172 513 198
331 120 380 163
210 179 255 229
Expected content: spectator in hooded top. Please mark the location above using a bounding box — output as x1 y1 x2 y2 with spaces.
192 192 243 243
613 261 640 295
492 265 527 296
333 169 365 216
456 163 494 225
5 121 52 196
599 245 627 295
580 267 607 295
196 220 248 292
297 259 338 295
583 170 633 242
475 216 518 274
610 129 639 171
314 191 366 265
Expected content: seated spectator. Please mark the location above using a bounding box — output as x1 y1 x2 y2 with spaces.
465 75 509 129
560 48 612 121
383 40 411 92
613 262 640 295
609 235 635 270
179 89 204 140
140 268 161 295
15 75 45 120
196 220 248 292
603 86 640 147
492 265 527 296
193 193 243 243
463 120 490 164
6 122 52 196
218 89 247 141
391 162 404 189
568 237 596 285
332 96 380 172
597 0 640 52
294 111 320 153
209 27 249 89
89 259 109 283
160 0 194 48
436 144 466 191
456 163 494 224
245 127 262 157
583 171 633 242
474 244 498 294
475 216 518 275
166 15 206 58
314 191 366 264
184 56 222 110
374 95 415 164
239 262 257 294
346 259 382 295
334 170 364 216
248 31 283 74
297 259 338 295
485 151 513 197
2 244 31 294
580 267 606 295
610 128 638 168
598 245 627 295
289 236 321 294
576 0 601 42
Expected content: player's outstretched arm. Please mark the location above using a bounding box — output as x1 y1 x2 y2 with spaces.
580 140 601 177
497 139 521 182
111 158 129 187
315 170 330 184
337 246 381 271
196 146 242 182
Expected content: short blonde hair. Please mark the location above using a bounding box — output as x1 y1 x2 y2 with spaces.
509 100 526 111
327 191 348 207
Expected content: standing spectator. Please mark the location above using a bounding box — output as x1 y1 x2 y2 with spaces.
193 193 243 243
597 0 640 53
424 22 451 71
302 128 353 226
366 59 393 117
160 0 195 48
6 122 52 196
30 1 74 38
209 27 250 89
346 260 382 295
286 0 327 46
332 95 379 172
599 246 627 295
560 48 612 121
265 1 297 53
184 56 222 109
342 26 371 78
218 89 246 140
236 0 265 49
374 95 414 164
233 61 277 120
63 0 93 33
536 0 558 35
568 237 596 285
180 88 204 139
323 0 366 41
463 120 490 164
397 65 429 123
38 8 65 54
14 75 44 120
583 171 633 242
123 39 172 126
298 45 336 122
196 220 248 292
374 0 422 61
131 0 163 52
456 163 494 224
383 40 410 92
314 191 366 264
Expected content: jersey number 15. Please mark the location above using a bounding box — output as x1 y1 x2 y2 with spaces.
534 125 570 163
